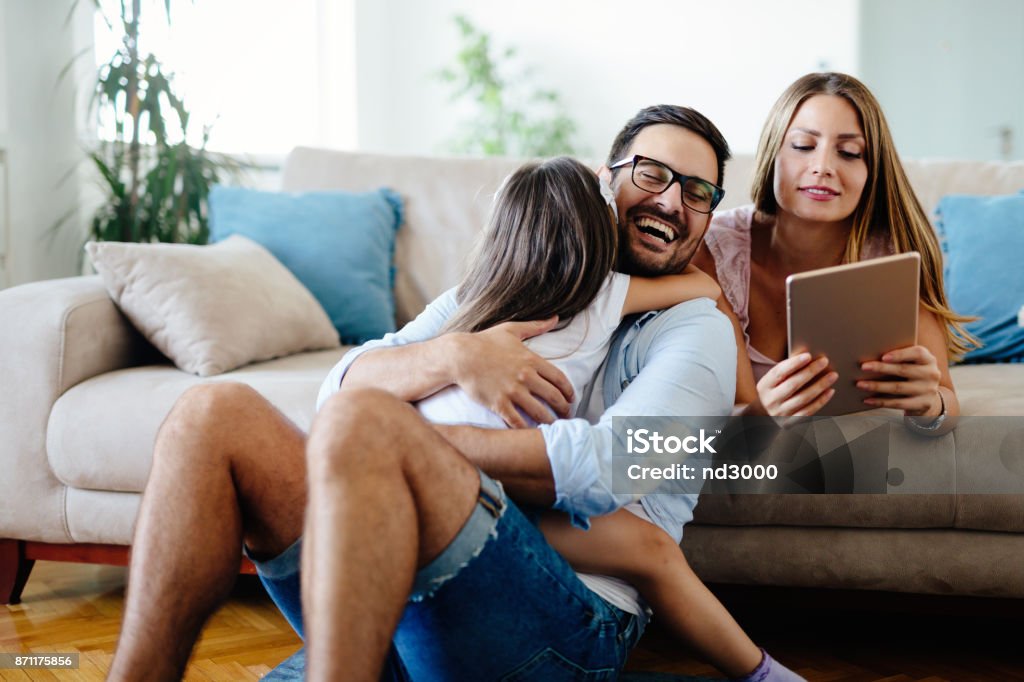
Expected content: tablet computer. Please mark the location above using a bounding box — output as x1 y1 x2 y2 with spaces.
786 252 920 416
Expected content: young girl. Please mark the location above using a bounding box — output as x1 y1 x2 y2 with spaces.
418 156 802 681
416 155 718 428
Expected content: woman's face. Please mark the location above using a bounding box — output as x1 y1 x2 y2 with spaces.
773 94 868 226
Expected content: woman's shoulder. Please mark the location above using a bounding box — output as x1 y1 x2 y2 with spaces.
701 206 758 331
709 204 757 234
705 204 757 263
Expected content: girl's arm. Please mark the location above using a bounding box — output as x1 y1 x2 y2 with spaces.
622 265 721 316
539 510 762 678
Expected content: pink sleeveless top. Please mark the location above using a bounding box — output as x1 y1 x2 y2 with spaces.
705 205 894 382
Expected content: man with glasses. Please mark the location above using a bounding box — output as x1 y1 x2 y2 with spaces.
109 106 756 682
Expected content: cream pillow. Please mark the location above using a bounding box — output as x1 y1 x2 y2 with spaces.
86 235 341 376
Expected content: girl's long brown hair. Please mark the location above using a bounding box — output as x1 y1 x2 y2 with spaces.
750 72 978 359
443 157 617 334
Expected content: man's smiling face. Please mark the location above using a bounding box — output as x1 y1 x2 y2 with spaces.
606 124 719 276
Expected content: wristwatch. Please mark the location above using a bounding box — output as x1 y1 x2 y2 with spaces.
907 390 947 432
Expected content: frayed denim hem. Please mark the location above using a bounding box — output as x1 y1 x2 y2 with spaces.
408 471 506 602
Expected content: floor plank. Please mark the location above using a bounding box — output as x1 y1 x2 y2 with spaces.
2 561 1023 680
1 562 299 681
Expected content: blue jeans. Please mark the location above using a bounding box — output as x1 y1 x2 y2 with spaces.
249 470 645 680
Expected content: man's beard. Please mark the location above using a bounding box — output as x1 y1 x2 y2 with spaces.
616 206 700 276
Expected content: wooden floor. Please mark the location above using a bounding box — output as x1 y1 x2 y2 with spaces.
1 562 300 681
625 589 1024 681
2 561 1023 681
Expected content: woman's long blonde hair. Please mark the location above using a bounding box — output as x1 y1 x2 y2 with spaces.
442 157 618 335
750 72 977 359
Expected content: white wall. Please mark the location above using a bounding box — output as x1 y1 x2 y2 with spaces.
8 0 1020 286
0 1 8 286
859 0 1024 161
101 0 359 155
0 0 92 288
354 0 860 159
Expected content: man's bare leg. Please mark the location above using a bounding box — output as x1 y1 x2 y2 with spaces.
108 383 308 682
302 389 481 682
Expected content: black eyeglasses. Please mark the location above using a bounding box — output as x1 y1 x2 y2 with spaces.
609 155 725 214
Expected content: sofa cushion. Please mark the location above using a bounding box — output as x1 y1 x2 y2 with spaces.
64 488 141 545
280 148 524 326
693 492 1024 534
682 526 1024 597
86 236 341 377
47 349 346 493
209 185 403 344
693 412 1024 532
693 494 957 530
950 364 1024 415
936 192 1024 362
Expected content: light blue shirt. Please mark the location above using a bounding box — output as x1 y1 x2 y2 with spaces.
317 287 736 543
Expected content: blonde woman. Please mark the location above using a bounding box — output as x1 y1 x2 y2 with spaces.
694 72 975 432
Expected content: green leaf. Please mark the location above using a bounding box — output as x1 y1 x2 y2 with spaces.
435 14 579 157
58 0 247 246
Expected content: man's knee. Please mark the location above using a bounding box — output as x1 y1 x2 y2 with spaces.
313 388 418 438
168 381 263 425
308 388 422 478
156 382 266 457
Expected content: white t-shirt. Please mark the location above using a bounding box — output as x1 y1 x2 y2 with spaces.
416 272 632 427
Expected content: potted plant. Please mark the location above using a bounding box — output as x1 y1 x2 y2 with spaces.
437 15 581 158
74 0 244 244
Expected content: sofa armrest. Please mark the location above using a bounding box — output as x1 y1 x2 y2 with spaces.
0 275 153 393
0 275 154 541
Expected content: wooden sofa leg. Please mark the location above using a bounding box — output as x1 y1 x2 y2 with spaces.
0 539 35 605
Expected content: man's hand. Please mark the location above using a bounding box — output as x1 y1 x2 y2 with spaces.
450 317 575 428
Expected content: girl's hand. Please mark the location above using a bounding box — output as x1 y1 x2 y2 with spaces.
756 352 838 417
857 345 942 417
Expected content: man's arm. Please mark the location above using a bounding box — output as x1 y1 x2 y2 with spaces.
345 318 574 426
317 288 574 424
433 299 737 533
317 288 460 409
542 299 736 530
432 424 554 506
344 333 464 403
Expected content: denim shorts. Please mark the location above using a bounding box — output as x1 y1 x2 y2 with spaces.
249 469 645 681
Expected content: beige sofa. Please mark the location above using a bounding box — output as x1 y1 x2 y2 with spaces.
2 148 1023 604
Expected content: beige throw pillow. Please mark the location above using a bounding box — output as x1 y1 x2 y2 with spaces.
86 235 341 376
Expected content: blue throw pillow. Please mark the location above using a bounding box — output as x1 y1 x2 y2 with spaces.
209 186 403 345
936 191 1024 362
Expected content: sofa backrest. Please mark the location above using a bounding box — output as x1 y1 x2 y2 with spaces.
281 147 1024 325
282 148 523 324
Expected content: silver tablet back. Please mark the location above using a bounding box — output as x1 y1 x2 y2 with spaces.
787 252 920 416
